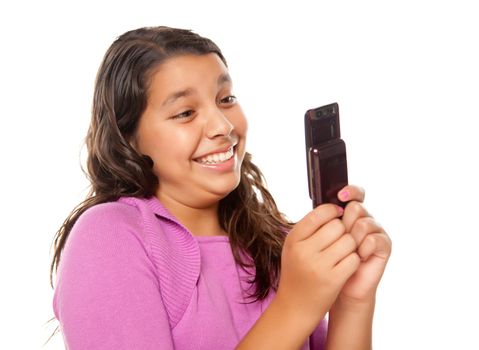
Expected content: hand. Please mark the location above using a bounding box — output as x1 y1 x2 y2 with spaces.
335 185 392 304
276 202 361 329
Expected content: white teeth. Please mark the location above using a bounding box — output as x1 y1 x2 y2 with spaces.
196 147 234 164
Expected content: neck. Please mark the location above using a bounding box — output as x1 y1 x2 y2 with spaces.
157 193 226 237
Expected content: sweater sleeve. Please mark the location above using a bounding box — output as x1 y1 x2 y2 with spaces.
53 203 175 349
309 318 328 350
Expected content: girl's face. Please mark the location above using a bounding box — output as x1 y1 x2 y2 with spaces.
133 53 248 208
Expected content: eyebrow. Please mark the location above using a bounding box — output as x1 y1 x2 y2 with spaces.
161 73 232 107
161 88 194 107
218 72 231 86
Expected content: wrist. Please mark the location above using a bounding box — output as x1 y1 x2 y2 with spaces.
333 293 376 313
236 293 318 350
272 291 323 336
326 295 375 350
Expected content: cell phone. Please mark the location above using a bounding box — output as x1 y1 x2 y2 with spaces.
305 102 348 208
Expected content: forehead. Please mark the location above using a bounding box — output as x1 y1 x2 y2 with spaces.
148 53 230 94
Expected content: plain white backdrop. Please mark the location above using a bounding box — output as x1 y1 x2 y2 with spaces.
1 0 478 349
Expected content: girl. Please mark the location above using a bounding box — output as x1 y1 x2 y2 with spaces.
51 26 391 349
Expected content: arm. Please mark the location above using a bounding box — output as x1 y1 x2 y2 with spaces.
326 297 375 350
53 205 174 349
236 204 359 350
325 186 392 350
237 186 391 350
235 294 318 350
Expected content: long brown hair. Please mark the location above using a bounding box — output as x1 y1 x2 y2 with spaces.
50 26 292 301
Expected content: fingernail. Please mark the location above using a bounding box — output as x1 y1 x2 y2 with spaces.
337 206 344 215
339 190 349 201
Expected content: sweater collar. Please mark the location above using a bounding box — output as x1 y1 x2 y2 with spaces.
142 196 179 223
117 195 180 223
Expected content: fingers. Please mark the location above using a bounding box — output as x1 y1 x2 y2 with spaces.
357 232 392 261
338 185 365 203
321 233 357 267
305 218 346 252
334 252 361 284
342 201 370 233
288 203 344 243
350 216 383 247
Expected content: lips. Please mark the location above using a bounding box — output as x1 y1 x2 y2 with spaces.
194 146 235 164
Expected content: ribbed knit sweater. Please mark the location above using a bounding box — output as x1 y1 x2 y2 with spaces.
53 196 327 349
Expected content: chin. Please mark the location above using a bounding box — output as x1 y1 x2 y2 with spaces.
203 178 241 202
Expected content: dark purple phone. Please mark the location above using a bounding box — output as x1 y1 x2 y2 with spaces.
305 102 348 208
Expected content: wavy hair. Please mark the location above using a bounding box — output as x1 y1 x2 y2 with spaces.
50 26 292 301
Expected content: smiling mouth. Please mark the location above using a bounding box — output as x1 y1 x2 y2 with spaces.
194 146 235 165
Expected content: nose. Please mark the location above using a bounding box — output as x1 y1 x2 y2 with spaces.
205 107 234 139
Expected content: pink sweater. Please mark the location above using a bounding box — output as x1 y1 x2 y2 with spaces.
53 196 327 349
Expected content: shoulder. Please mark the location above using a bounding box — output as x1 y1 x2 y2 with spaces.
59 196 201 328
72 196 169 236
77 198 142 227
65 198 153 258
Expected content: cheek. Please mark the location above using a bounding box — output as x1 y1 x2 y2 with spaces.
239 116 248 136
234 114 248 165
233 108 248 138
144 127 198 173
135 127 170 165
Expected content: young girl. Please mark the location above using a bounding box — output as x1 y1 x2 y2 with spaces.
51 26 391 349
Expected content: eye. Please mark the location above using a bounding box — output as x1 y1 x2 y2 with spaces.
219 95 237 105
172 110 194 119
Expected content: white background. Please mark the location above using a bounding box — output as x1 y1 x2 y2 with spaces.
1 0 478 349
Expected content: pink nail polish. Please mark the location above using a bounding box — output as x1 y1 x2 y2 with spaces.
339 190 349 201
337 206 344 215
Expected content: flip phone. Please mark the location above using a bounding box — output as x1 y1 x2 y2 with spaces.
305 102 348 208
